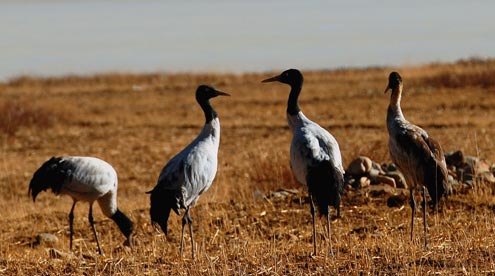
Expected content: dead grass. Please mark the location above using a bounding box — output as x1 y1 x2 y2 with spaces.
1 59 495 275
0 99 58 136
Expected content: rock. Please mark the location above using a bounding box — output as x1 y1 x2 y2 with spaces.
385 171 407 189
456 168 473 183
477 172 495 184
36 233 58 246
474 159 491 174
359 176 371 188
49 248 71 259
383 163 398 172
464 155 478 170
266 188 299 200
368 167 382 179
455 156 492 184
371 161 386 175
344 174 355 185
445 150 464 168
374 175 396 188
347 156 373 176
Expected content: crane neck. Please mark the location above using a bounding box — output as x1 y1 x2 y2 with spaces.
387 85 406 126
287 82 302 116
389 85 403 110
198 98 218 124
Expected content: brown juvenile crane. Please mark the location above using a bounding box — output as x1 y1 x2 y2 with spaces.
385 72 450 248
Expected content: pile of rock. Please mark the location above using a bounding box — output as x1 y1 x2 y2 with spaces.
345 151 495 195
445 150 495 186
345 156 407 190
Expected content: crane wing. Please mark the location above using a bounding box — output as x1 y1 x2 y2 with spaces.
155 156 185 191
392 125 449 202
182 149 217 206
290 124 344 186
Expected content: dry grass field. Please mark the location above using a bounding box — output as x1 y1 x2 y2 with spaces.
1 59 495 275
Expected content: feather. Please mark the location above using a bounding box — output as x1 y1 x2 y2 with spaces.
307 160 344 216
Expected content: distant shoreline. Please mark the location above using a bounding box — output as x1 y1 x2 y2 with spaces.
2 57 492 84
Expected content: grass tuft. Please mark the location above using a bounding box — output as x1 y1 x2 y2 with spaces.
0 99 57 136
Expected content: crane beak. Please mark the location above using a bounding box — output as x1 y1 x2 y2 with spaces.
215 90 231 97
261 75 281 83
384 84 390 94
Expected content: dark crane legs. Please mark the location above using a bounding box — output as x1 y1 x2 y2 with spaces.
179 208 195 259
68 202 103 255
409 186 428 248
309 195 335 256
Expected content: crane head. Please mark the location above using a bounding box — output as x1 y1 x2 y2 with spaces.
262 68 303 87
196 85 230 101
384 72 403 93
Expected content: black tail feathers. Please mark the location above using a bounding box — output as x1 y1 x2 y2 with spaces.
29 156 66 201
425 162 449 209
149 188 177 235
306 160 344 217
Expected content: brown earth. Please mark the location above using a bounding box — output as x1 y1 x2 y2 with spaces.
1 58 495 275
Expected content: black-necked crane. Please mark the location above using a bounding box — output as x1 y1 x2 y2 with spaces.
385 72 450 248
148 85 229 259
29 156 134 255
262 69 344 256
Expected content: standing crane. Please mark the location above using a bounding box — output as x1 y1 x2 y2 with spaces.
148 85 230 259
385 72 450 248
29 156 134 255
262 69 344 256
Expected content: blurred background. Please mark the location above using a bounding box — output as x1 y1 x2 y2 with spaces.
1 0 494 80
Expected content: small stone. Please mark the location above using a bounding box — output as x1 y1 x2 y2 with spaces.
359 176 371 188
347 156 373 177
37 233 59 246
374 175 396 188
384 163 398 172
371 162 386 175
477 172 495 184
48 248 70 259
445 150 464 168
386 171 407 189
369 168 382 179
474 159 491 174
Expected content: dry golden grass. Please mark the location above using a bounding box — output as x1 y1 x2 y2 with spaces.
1 59 495 275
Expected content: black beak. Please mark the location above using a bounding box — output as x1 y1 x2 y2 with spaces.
215 90 231 97
384 84 390 94
261 75 281 83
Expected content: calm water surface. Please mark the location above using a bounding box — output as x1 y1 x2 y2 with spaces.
1 1 494 79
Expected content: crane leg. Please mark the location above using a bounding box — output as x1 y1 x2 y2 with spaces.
327 206 334 256
422 186 429 248
69 201 76 252
409 188 416 242
179 209 188 258
186 210 195 259
179 208 195 258
309 195 317 256
88 204 103 255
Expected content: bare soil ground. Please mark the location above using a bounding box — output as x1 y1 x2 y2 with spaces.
1 59 495 275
